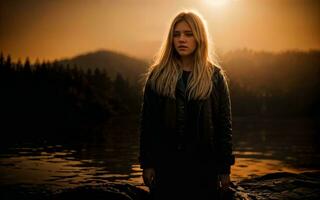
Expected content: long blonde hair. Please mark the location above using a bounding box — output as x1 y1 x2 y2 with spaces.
145 10 221 100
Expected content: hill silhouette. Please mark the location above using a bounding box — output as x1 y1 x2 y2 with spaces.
58 49 148 83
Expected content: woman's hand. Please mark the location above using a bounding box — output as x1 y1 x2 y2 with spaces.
218 174 231 190
143 168 156 187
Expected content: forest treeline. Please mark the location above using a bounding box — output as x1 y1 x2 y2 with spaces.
0 52 140 141
0 49 319 140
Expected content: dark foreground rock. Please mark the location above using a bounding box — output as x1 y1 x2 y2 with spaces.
0 183 149 200
53 184 149 200
229 171 320 200
1 172 320 200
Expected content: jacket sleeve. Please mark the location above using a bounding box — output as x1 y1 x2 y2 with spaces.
216 70 235 174
139 80 156 169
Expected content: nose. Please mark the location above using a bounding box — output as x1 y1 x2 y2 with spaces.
178 34 187 43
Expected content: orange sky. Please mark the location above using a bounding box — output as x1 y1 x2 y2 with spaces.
1 0 319 62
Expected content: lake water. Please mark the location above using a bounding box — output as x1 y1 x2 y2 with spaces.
0 116 319 191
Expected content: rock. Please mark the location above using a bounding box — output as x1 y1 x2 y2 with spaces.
52 184 149 200
0 183 149 200
230 171 320 200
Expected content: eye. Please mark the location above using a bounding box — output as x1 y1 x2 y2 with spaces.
173 32 180 37
186 32 193 37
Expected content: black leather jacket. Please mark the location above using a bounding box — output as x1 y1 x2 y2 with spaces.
139 66 235 174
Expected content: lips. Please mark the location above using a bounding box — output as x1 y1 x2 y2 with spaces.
178 45 188 48
178 45 188 50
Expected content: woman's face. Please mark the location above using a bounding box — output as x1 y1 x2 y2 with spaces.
173 20 197 57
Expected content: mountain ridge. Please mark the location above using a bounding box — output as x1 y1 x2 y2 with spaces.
58 49 149 82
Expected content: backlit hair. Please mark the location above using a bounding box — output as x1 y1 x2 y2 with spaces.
145 10 221 100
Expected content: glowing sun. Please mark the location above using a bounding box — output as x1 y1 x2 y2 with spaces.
203 0 231 7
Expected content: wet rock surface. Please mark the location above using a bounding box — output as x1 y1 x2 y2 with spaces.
229 171 320 200
1 183 149 200
1 172 320 200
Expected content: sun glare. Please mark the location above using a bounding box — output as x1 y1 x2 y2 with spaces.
204 0 231 7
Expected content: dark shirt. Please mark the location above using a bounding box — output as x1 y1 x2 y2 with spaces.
175 70 194 155
182 70 191 86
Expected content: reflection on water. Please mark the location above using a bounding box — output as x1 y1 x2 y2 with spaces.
0 145 143 189
231 117 320 182
232 157 307 181
0 116 319 190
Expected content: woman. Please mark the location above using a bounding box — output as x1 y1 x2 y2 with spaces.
139 10 235 200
